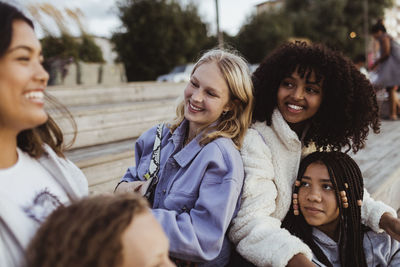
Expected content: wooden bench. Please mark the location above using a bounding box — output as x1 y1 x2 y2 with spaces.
47 82 183 194
350 120 400 214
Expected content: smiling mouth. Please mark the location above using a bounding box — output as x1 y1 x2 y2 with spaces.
23 91 44 104
287 103 304 111
189 102 203 112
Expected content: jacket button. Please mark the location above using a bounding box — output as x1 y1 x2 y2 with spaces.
162 189 166 194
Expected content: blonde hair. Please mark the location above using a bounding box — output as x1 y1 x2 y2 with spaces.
169 48 253 149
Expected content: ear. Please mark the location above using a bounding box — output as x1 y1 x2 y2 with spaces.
224 99 240 113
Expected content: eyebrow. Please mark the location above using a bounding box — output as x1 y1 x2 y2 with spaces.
8 45 34 53
286 75 322 86
301 176 332 183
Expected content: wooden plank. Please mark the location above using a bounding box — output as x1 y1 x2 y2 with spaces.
66 139 135 167
50 100 176 149
64 118 172 149
89 179 121 195
351 120 400 212
47 82 184 107
83 155 132 187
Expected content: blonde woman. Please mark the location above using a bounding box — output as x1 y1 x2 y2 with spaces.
116 49 253 266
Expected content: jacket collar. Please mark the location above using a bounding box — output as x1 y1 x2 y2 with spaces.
170 120 205 168
312 227 338 247
253 109 301 151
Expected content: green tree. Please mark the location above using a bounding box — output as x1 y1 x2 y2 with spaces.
41 34 104 63
41 34 80 60
234 11 293 63
79 35 104 63
112 0 213 81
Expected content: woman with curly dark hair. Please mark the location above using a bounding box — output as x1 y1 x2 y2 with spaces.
228 42 400 267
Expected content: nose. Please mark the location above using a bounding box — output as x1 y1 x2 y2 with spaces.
292 86 305 100
191 88 203 103
306 188 322 202
34 61 49 85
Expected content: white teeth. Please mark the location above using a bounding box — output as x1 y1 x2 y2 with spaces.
288 104 303 110
24 91 44 101
190 103 202 111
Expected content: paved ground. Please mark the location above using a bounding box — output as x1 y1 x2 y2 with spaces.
350 119 400 214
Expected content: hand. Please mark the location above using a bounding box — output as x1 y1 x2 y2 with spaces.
114 181 146 194
379 212 400 242
369 62 378 71
287 253 314 267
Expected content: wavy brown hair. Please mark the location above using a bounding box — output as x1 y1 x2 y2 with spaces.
169 48 254 149
252 42 380 153
26 194 149 267
0 2 76 158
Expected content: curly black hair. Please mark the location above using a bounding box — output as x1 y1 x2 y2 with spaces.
252 42 380 153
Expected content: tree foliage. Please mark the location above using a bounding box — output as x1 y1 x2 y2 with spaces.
112 0 214 81
78 35 105 63
41 34 104 63
234 11 293 63
234 0 393 62
284 0 394 57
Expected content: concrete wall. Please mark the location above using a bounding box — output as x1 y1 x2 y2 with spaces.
55 62 126 86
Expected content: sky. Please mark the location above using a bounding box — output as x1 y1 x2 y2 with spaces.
16 0 265 38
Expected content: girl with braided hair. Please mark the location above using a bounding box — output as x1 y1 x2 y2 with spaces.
282 151 400 267
228 42 400 267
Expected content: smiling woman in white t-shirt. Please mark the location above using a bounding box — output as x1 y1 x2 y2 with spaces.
0 3 88 267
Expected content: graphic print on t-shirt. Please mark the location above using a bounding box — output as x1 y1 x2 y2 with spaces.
23 188 63 223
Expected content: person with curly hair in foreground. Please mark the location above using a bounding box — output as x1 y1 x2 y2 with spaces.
228 42 400 267
26 194 174 267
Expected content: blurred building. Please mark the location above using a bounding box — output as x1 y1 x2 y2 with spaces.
384 0 400 42
256 0 284 14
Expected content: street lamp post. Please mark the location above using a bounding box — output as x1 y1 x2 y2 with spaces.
215 0 223 48
363 0 369 64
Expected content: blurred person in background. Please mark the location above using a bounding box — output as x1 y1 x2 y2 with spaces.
370 19 400 120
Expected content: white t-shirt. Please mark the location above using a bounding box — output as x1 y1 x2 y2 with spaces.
0 148 69 231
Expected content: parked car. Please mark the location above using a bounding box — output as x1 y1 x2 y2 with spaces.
156 63 195 83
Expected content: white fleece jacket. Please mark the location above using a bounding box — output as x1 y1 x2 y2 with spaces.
229 109 397 267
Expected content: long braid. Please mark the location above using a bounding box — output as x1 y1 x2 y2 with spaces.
335 155 366 267
282 152 367 267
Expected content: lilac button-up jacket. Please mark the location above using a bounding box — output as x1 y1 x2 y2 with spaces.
122 120 244 266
